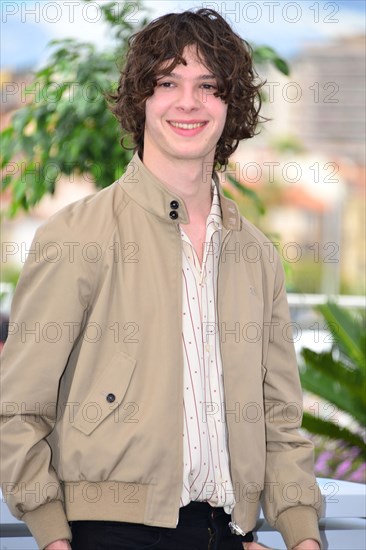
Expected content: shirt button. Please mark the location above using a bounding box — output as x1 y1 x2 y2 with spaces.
169 211 178 220
106 393 116 403
170 200 179 209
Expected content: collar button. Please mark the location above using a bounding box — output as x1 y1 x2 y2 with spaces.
170 200 179 209
169 210 178 220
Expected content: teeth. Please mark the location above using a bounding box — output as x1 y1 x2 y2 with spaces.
170 122 206 129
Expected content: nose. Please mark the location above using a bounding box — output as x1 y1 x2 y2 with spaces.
175 84 201 111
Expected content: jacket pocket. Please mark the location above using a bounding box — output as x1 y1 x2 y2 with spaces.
73 351 136 436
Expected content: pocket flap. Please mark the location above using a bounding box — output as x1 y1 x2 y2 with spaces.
73 351 136 435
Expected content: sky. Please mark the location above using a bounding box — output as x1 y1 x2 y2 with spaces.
1 0 365 71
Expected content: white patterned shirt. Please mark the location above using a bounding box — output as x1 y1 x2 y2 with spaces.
179 182 236 513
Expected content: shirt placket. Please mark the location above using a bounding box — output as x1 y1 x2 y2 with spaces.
202 225 222 505
180 184 236 510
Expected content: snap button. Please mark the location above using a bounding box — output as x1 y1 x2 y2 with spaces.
170 200 179 209
106 393 116 403
169 211 178 220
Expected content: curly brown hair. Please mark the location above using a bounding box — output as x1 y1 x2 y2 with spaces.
109 8 264 169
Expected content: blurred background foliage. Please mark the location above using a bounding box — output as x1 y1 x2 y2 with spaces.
300 302 366 481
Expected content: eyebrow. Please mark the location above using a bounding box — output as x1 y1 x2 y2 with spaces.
157 72 216 80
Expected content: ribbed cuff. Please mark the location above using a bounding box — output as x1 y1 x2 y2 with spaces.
22 500 72 549
275 505 321 549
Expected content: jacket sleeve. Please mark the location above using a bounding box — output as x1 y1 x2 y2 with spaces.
0 218 93 549
261 252 323 549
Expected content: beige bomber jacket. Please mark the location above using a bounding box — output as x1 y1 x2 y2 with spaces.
1 154 322 549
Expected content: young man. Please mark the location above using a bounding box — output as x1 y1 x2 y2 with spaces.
1 8 322 550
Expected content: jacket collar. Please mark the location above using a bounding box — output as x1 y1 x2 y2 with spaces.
119 153 241 231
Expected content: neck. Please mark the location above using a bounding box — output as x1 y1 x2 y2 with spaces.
142 149 215 224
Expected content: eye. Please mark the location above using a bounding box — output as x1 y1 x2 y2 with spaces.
201 83 217 92
157 81 175 88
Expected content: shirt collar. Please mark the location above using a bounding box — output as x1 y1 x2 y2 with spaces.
209 180 222 231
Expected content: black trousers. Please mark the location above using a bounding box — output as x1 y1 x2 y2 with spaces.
70 501 253 549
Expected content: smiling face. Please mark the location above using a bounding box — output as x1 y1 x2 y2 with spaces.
143 46 228 170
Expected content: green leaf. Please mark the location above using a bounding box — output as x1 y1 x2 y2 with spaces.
300 352 366 425
226 174 265 215
273 57 290 76
253 45 290 76
1 174 12 190
302 412 366 454
222 188 235 201
254 46 278 62
301 348 364 397
317 302 365 368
